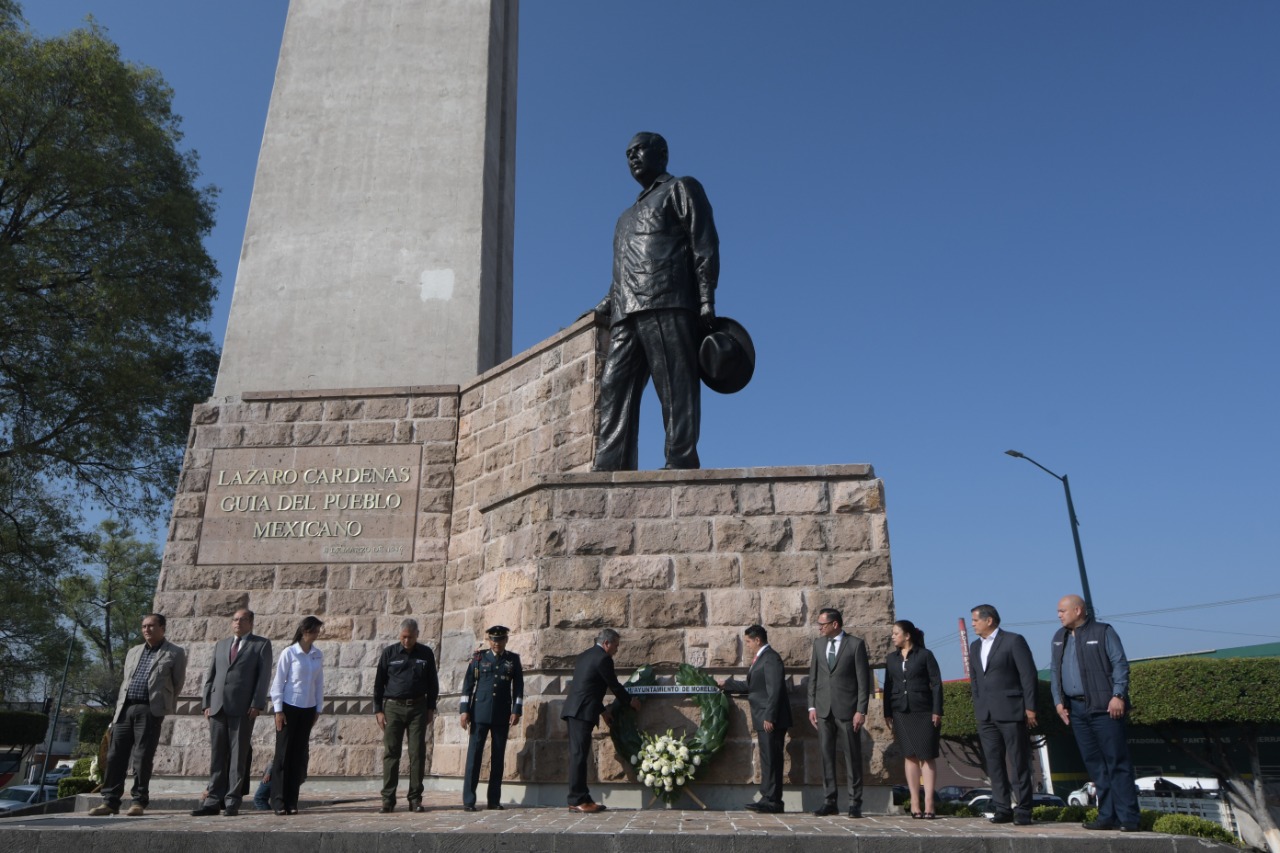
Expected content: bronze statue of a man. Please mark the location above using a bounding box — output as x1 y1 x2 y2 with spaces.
592 132 719 471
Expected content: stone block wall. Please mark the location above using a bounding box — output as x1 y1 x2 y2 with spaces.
429 466 897 789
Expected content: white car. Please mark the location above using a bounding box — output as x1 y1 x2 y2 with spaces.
0 785 59 812
1136 776 1219 796
1068 782 1095 806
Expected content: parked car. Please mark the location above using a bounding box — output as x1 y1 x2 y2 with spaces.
936 785 970 802
1136 776 1219 796
1068 782 1096 806
0 785 59 812
966 792 1065 817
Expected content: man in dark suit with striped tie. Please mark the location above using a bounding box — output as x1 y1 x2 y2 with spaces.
193 608 273 816
807 608 872 817
969 603 1039 826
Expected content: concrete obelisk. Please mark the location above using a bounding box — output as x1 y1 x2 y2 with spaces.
214 0 517 397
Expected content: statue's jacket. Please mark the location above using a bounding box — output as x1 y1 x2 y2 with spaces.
605 172 719 323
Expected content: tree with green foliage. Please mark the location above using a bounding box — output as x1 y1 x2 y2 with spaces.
61 520 162 706
0 3 218 698
1130 657 1280 853
939 679 1067 780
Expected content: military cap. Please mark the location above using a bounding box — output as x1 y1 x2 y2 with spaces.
485 625 510 638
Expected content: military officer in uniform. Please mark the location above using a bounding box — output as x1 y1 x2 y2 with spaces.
459 626 523 811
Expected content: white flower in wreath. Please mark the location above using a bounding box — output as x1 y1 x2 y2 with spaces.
644 774 655 787
664 778 674 791
676 775 686 786
693 755 702 766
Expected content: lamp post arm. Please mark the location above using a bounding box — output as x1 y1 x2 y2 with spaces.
1060 474 1095 619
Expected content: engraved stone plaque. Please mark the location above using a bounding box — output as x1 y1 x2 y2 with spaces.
198 445 421 565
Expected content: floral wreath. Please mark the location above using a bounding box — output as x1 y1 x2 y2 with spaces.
609 663 729 805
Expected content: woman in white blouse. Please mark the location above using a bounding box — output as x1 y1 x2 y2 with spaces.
268 615 324 814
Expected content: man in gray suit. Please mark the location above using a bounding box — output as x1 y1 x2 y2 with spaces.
806 607 872 817
192 608 273 816
969 603 1039 826
722 625 793 813
89 614 187 816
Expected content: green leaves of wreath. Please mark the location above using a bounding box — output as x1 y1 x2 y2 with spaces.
609 663 729 802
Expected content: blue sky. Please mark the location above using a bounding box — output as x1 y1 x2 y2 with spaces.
23 1 1279 679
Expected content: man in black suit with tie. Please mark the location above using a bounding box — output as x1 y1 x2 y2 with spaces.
722 625 793 813
561 628 639 812
193 608 272 816
969 604 1039 825
806 607 871 817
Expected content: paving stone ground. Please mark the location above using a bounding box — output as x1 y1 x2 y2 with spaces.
0 790 1236 853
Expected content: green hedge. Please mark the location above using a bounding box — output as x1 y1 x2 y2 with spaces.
77 710 112 745
1130 657 1280 726
0 710 49 745
1151 813 1238 844
71 756 92 777
934 800 976 817
58 777 96 798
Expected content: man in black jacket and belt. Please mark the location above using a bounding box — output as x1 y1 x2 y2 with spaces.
373 618 438 813
591 131 719 471
1051 594 1141 833
561 628 639 812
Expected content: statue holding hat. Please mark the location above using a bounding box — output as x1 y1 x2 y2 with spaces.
591 132 753 471
458 625 523 811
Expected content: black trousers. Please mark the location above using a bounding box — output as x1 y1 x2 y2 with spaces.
565 716 596 805
817 714 863 807
463 721 510 807
978 718 1033 816
270 703 316 810
756 726 787 806
100 702 163 809
593 309 701 471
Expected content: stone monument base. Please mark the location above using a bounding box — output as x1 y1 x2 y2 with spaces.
157 317 900 796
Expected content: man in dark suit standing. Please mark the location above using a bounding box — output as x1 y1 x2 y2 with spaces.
459 625 523 812
193 608 273 816
969 603 1039 825
722 625 793 813
561 628 639 812
806 607 872 817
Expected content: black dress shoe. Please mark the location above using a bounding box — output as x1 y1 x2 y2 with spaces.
989 813 1014 824
743 802 763 812
190 804 220 816
1014 815 1033 826
379 802 395 813
223 807 240 817
848 807 863 818
407 802 424 813
1119 825 1142 833
273 808 287 816
812 803 838 816
487 803 505 810
1082 819 1118 830
463 804 477 812
760 802 784 814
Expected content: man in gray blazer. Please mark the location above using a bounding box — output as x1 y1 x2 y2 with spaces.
723 625 793 813
969 603 1039 825
89 614 187 816
807 607 872 817
192 608 273 816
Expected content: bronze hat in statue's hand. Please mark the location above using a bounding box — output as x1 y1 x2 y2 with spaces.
699 316 755 395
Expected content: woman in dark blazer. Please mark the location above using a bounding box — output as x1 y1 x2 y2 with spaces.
883 619 943 818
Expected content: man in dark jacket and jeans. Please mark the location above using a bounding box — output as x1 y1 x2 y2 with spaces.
1051 594 1141 833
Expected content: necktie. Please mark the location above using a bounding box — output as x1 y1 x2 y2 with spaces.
230 638 240 664
827 639 837 670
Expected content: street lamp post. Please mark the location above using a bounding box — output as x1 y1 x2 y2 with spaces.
1005 450 1096 619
